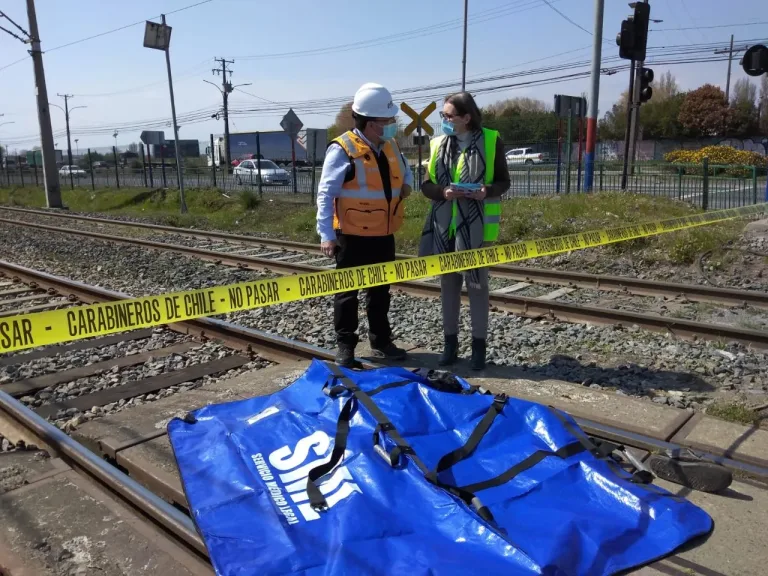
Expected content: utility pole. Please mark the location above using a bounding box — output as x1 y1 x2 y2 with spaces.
26 0 63 207
213 58 235 170
725 34 734 101
584 0 604 192
461 0 468 91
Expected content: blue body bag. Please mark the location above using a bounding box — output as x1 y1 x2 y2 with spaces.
168 360 712 576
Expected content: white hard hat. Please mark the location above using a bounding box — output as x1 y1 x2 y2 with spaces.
351 83 397 118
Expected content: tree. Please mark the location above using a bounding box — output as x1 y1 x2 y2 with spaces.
641 93 686 138
598 91 630 140
127 142 139 153
327 102 355 141
678 84 730 137
731 78 757 107
655 71 679 101
760 75 768 135
481 98 556 145
729 78 758 136
484 97 549 115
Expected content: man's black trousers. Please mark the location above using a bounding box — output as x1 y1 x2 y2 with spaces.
334 233 396 349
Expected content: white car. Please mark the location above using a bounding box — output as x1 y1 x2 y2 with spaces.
506 148 548 166
59 165 87 178
234 159 291 186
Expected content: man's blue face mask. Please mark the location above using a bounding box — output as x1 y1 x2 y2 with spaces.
380 123 398 140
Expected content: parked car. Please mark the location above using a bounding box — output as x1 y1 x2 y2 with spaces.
92 161 109 169
59 165 87 178
506 148 548 165
233 159 291 185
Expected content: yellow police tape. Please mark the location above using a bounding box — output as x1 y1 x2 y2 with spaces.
1 203 766 355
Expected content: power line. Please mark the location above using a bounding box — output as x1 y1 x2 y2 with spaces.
230 0 552 60
0 10 30 38
540 0 591 35
0 37 756 145
0 23 27 43
652 21 768 32
70 59 212 97
0 0 213 73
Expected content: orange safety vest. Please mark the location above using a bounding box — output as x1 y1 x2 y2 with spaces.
332 130 406 236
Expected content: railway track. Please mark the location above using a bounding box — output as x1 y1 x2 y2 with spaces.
2 205 767 308
1 208 768 350
1 262 767 575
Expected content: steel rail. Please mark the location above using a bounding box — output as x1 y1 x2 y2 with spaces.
2 206 766 308
0 259 340 365
0 389 208 557
2 219 768 351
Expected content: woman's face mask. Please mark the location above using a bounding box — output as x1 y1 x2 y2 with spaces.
441 109 468 135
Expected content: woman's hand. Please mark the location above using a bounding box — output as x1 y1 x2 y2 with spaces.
468 186 487 201
443 186 464 200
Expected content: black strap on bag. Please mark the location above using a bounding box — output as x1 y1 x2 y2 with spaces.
307 364 652 526
306 396 356 511
426 394 507 484
309 363 496 524
547 407 653 485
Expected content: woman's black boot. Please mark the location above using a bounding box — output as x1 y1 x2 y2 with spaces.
438 334 459 366
470 338 486 371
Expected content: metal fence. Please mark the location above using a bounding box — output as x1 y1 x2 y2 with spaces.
2 159 765 212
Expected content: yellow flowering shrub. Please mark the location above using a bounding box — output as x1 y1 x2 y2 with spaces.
664 145 767 177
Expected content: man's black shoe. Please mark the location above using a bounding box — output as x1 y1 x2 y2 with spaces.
335 346 363 369
370 342 407 361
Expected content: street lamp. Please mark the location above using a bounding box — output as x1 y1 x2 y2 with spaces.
0 121 15 169
50 99 86 188
75 139 79 157
113 130 118 149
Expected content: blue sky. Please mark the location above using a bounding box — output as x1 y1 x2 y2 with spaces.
0 0 765 152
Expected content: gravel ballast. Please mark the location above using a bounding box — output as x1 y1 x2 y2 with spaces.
0 219 766 420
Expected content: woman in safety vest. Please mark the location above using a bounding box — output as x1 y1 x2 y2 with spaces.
419 92 510 370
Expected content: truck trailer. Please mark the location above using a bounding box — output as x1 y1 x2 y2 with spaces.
206 129 327 167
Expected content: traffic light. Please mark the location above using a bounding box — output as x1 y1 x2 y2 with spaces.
638 67 654 103
616 2 651 61
742 44 768 77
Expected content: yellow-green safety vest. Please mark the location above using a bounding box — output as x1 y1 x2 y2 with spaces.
427 127 501 242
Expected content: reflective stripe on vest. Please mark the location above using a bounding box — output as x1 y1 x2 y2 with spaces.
331 131 405 236
428 128 501 242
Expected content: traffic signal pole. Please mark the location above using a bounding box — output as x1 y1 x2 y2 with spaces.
584 0 605 192
620 60 636 190
617 0 651 190
627 0 649 177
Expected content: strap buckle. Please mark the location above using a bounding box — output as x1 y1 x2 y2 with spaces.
372 423 401 468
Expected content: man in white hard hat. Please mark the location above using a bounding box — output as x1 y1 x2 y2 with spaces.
316 82 413 368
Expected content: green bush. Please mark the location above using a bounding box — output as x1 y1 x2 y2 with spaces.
240 189 259 211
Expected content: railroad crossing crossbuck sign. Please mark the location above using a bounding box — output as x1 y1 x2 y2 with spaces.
401 101 436 142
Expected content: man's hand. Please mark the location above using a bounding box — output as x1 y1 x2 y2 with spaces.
320 240 337 258
401 184 412 199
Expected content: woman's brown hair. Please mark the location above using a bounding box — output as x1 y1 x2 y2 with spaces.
445 91 482 131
